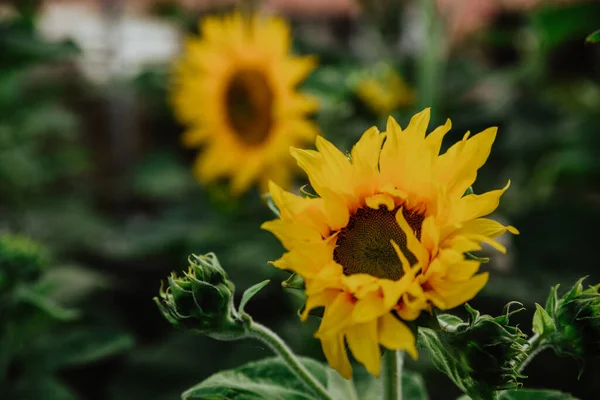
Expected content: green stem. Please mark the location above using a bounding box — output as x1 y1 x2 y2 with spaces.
417 0 444 115
383 350 404 400
516 333 549 374
247 320 333 400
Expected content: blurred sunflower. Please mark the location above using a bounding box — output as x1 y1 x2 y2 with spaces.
262 108 518 378
355 65 415 116
171 12 319 194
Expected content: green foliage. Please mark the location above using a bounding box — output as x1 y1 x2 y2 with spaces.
538 278 600 362
532 303 556 338
419 304 528 400
459 389 579 400
0 233 48 291
182 356 429 400
530 2 600 49
586 29 600 44
239 280 270 314
182 357 328 400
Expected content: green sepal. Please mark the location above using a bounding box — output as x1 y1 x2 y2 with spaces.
541 277 600 365
239 280 270 315
532 303 556 337
300 184 319 199
264 193 281 217
465 252 490 263
586 29 600 44
282 273 305 291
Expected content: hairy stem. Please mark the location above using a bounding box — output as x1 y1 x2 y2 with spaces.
247 320 333 400
517 333 550 374
383 350 404 400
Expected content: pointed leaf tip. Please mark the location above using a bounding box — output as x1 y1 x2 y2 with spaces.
239 280 270 314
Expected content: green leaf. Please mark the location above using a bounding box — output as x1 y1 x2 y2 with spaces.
182 356 328 400
532 303 556 337
354 367 429 400
402 371 429 400
437 313 464 330
531 3 600 49
498 389 580 399
457 389 579 400
544 285 560 317
282 273 305 291
33 327 135 368
326 368 359 400
239 280 270 314
585 29 600 43
14 378 77 400
14 286 80 321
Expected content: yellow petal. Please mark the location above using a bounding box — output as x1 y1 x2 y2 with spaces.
352 291 388 324
435 127 497 199
444 260 481 281
350 126 383 174
365 193 395 211
453 181 512 224
420 216 439 258
280 56 317 86
301 289 339 320
425 118 452 157
457 218 519 238
320 334 353 379
431 272 489 310
395 209 429 266
260 219 321 250
403 108 430 142
318 292 354 336
378 313 418 359
322 188 350 230
346 321 381 376
268 180 309 220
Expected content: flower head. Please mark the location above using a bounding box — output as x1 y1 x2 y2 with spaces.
262 108 518 378
170 12 319 195
154 253 245 340
545 278 600 360
355 64 415 116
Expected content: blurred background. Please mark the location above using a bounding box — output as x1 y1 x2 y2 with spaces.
1 0 599 399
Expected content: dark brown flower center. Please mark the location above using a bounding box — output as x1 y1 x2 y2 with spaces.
225 69 274 146
333 206 424 281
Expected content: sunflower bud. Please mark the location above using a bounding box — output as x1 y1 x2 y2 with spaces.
453 304 528 390
154 253 246 340
544 278 600 360
421 304 527 399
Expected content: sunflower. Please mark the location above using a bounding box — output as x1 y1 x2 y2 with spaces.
170 12 320 194
262 108 518 378
355 65 415 116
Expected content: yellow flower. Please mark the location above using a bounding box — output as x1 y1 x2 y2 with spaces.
170 12 320 195
262 108 518 378
355 66 415 116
